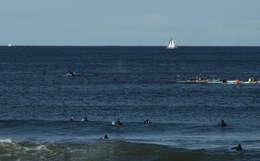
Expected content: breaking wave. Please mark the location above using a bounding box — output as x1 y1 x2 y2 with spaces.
0 139 258 161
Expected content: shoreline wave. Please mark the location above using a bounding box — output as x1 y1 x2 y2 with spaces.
1 139 257 161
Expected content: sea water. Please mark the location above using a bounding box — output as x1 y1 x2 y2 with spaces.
0 46 260 161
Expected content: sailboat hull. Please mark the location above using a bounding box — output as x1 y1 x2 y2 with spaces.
167 47 176 50
167 46 177 50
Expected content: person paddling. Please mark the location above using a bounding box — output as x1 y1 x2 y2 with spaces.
144 119 151 124
112 118 123 126
102 135 108 139
232 144 243 151
70 116 74 121
81 117 88 121
219 120 227 128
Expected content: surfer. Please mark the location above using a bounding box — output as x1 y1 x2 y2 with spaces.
81 117 88 121
102 135 108 139
67 71 76 77
249 77 257 82
112 118 123 126
222 79 227 83
231 144 243 151
144 119 151 124
189 77 195 82
70 116 74 121
219 120 227 127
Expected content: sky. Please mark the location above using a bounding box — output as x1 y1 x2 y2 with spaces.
0 0 260 46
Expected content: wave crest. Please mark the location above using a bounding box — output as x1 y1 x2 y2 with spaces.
0 139 13 143
0 140 257 161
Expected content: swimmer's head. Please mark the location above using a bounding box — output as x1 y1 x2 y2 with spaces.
144 119 151 124
102 135 108 139
70 116 74 121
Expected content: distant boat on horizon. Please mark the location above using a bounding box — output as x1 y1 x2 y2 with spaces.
8 43 13 48
167 38 176 49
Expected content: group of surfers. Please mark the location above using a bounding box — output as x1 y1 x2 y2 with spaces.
66 71 258 85
219 120 243 151
70 116 151 125
69 116 242 151
187 75 258 84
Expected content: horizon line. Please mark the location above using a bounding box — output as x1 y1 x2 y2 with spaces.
1 45 260 47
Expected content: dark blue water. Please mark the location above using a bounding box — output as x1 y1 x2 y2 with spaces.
0 46 260 161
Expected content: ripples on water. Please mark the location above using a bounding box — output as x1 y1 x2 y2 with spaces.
0 46 260 160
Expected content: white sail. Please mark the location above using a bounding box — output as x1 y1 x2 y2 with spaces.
8 43 12 48
167 39 176 49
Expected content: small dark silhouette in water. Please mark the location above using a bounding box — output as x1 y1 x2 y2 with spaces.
222 79 227 83
189 77 195 82
144 119 151 124
232 144 243 151
102 135 108 139
219 120 227 127
70 116 74 121
67 71 76 77
81 117 88 121
112 118 123 126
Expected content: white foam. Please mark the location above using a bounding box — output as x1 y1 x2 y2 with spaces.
35 145 48 151
24 145 49 152
0 138 13 143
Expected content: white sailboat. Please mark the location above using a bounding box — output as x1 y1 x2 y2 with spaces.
167 39 176 49
8 43 12 48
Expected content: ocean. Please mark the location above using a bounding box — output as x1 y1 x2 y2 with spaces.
0 46 260 161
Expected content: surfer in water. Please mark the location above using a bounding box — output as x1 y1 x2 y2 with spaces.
219 120 227 128
70 116 74 121
144 119 151 124
102 135 108 139
112 118 123 126
189 77 195 82
232 144 243 151
222 79 227 83
81 117 88 122
66 71 78 77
